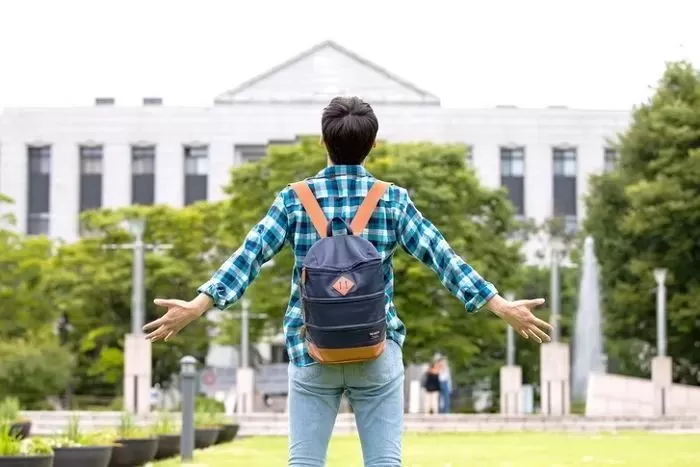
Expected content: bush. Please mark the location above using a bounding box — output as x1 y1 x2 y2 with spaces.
0 337 75 407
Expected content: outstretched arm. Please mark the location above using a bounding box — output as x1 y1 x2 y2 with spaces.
142 192 290 342
395 188 498 312
394 188 552 342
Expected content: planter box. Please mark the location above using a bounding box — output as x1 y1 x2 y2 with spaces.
9 421 31 440
53 446 112 467
194 428 221 449
108 438 158 467
154 434 180 460
215 424 240 444
0 455 53 467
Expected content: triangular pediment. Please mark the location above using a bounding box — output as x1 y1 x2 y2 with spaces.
214 40 440 105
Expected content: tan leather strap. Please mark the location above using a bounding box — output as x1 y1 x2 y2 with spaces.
290 181 328 238
350 180 391 235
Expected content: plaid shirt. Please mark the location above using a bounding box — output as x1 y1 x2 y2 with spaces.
198 165 498 367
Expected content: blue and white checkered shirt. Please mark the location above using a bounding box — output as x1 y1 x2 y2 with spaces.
198 165 498 367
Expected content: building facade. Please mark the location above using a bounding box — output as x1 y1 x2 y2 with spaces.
0 40 630 263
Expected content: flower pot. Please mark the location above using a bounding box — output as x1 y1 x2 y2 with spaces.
8 420 31 440
107 438 158 467
154 434 180 460
194 428 220 449
0 455 53 467
215 423 240 444
53 446 113 467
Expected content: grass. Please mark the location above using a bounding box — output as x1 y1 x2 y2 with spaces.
152 432 700 466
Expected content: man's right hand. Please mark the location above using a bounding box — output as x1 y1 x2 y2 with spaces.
143 293 212 342
486 295 552 343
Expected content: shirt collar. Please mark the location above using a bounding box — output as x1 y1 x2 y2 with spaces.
312 164 372 179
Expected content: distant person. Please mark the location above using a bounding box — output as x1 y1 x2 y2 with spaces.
422 361 442 415
437 356 453 414
143 96 553 467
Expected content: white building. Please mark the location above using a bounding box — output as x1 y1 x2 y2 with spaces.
0 40 630 262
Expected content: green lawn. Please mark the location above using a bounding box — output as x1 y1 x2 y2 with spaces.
152 432 700 466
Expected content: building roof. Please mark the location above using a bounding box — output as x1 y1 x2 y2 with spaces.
214 40 440 106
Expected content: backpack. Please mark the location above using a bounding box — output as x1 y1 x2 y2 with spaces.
290 179 392 365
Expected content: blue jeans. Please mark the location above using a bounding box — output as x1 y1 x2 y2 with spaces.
439 381 451 414
288 339 404 466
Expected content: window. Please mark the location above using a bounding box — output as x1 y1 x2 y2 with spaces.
500 147 525 177
131 145 155 174
553 147 577 177
80 145 103 174
604 148 617 172
79 145 103 213
500 147 526 215
552 147 577 223
184 145 208 205
27 145 51 235
184 145 209 175
28 146 51 174
235 145 266 164
27 212 50 236
131 145 155 205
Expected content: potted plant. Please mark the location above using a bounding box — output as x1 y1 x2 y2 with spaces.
214 412 240 445
152 413 180 460
48 417 115 467
107 413 158 467
193 412 221 450
0 423 53 467
0 399 30 440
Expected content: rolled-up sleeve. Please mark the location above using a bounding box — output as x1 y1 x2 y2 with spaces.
198 191 289 310
394 187 498 312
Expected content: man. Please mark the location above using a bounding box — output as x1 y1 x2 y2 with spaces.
143 96 552 466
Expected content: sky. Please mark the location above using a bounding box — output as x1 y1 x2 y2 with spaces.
0 0 698 110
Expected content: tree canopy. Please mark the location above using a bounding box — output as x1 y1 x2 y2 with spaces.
585 61 700 384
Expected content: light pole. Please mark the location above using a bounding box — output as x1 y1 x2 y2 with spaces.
505 292 516 366
180 356 198 462
549 237 565 343
654 269 668 357
103 218 171 414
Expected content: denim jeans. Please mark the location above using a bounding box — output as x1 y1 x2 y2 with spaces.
288 339 404 466
439 381 451 414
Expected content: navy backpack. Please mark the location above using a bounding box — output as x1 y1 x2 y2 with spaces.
290 179 391 364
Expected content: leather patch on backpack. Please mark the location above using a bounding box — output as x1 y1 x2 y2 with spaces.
331 275 355 296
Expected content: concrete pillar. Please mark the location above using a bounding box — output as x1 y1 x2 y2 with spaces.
652 356 672 417
408 380 421 414
236 367 255 414
540 342 571 415
499 365 523 415
123 334 152 414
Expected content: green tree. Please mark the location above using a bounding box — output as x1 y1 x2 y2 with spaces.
216 138 525 387
0 195 56 339
585 61 700 384
44 203 221 399
0 334 75 408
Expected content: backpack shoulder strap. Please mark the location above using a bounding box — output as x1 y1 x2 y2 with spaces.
350 180 392 235
289 181 328 238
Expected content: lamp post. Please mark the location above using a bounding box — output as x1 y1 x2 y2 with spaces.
103 218 171 414
505 292 516 366
54 313 73 408
654 269 668 357
549 237 565 343
180 356 198 462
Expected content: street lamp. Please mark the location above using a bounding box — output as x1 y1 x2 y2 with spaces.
505 292 516 366
125 218 146 335
179 356 198 461
654 268 668 357
549 236 565 343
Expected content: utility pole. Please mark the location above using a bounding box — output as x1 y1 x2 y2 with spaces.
103 218 171 414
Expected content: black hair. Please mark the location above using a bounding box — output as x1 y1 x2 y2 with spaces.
321 96 378 165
